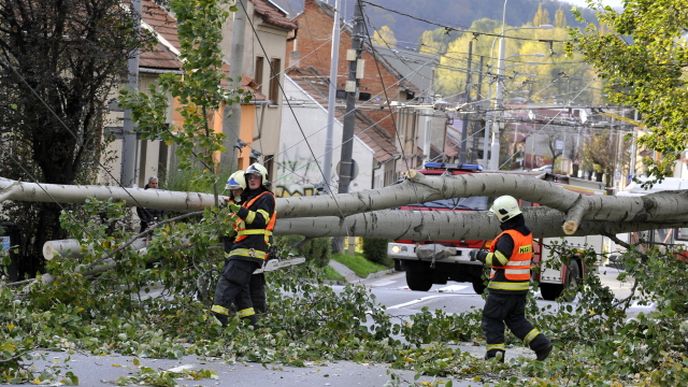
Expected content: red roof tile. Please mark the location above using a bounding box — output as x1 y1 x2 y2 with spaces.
287 67 398 162
140 0 181 70
251 0 297 30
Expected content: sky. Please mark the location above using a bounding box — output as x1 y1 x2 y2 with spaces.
564 0 624 9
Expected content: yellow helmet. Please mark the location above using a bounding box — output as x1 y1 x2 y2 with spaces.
225 170 246 190
489 195 522 223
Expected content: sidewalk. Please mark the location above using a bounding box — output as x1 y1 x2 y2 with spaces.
327 260 395 284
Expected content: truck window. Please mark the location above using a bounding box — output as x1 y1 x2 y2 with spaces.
675 228 688 241
412 196 489 211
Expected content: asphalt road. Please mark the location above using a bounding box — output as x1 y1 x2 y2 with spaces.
15 266 647 387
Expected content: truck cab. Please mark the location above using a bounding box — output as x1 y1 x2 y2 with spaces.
387 162 490 293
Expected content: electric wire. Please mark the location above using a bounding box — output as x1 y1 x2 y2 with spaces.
0 60 146 210
362 0 572 44
238 0 350 223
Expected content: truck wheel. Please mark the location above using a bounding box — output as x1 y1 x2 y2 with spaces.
472 279 486 294
406 266 433 291
560 260 582 301
393 259 404 272
539 283 562 301
566 260 581 288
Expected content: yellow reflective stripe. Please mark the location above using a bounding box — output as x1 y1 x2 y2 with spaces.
487 343 506 351
494 250 509 266
229 248 267 259
245 211 256 224
237 229 272 236
238 307 255 318
257 209 270 223
211 304 230 316
524 328 540 345
486 253 494 267
488 281 530 291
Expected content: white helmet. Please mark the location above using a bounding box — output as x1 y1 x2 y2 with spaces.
225 170 246 191
245 163 269 186
489 195 521 223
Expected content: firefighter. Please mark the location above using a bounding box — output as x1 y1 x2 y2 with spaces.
472 195 552 362
211 163 275 326
220 170 268 315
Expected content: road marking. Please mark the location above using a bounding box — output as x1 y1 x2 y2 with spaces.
437 284 469 293
167 364 194 373
371 280 396 287
387 295 448 310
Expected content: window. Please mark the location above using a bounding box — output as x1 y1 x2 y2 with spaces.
254 56 264 90
269 58 281 103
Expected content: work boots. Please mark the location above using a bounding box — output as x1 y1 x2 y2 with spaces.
485 349 505 363
530 333 553 361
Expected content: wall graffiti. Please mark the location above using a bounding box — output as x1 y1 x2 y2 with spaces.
273 183 319 198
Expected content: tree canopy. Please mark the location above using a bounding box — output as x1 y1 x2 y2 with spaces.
571 0 688 180
0 0 150 277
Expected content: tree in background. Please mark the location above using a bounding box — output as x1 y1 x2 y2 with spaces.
432 6 602 106
372 25 397 47
120 0 250 205
554 7 567 28
0 0 149 278
571 0 688 180
532 2 551 26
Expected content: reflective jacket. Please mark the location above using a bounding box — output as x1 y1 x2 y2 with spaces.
486 229 533 293
229 189 276 263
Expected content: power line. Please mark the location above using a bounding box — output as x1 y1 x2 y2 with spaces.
362 0 571 44
238 0 349 222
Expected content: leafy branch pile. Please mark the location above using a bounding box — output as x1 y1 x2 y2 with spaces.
0 200 687 385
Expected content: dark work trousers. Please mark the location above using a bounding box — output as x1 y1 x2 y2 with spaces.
250 272 267 314
213 258 261 324
222 236 267 314
482 291 535 347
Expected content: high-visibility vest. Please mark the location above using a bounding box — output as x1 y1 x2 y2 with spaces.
489 229 533 281
233 191 277 246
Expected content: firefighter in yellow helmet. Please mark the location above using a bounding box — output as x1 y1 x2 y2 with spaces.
218 170 268 316
211 163 275 326
472 195 552 362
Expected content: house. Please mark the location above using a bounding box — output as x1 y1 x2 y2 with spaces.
281 0 441 189
279 67 397 191
100 0 296 186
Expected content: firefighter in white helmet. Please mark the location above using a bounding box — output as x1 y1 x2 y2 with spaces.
212 163 275 326
471 195 552 362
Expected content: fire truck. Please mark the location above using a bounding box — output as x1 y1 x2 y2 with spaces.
387 163 607 300
533 174 607 300
387 162 490 294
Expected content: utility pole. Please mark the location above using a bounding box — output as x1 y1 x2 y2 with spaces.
471 55 484 163
222 0 247 173
338 0 364 194
459 40 473 164
324 0 342 192
121 0 141 187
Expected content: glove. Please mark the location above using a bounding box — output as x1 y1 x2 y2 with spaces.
470 249 488 263
227 202 241 213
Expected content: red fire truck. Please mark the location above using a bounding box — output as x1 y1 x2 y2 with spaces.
387 162 490 294
387 163 606 299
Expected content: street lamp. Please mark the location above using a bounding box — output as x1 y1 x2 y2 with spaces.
485 5 553 170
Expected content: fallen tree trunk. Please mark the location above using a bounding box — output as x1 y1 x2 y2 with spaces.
274 207 688 240
3 173 688 237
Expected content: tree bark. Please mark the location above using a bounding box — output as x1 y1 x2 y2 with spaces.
3 173 688 238
274 207 688 240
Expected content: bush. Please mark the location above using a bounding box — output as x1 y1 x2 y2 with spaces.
273 236 331 268
299 237 332 268
362 238 388 265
